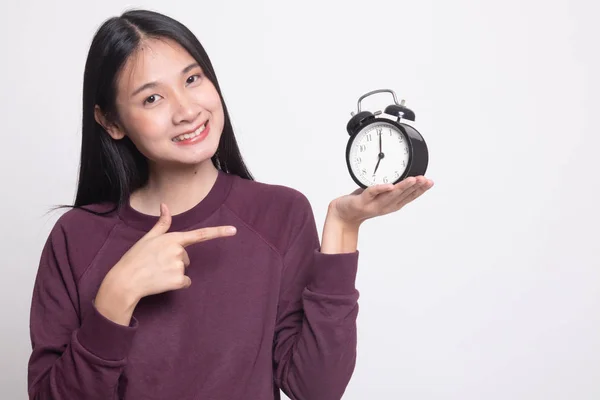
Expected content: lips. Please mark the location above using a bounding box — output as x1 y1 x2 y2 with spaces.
172 121 208 142
172 120 211 146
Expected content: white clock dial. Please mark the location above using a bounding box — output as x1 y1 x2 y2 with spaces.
348 122 410 186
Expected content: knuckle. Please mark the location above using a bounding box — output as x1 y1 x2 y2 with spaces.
158 219 169 227
174 245 185 256
167 244 180 257
196 230 208 241
178 275 189 288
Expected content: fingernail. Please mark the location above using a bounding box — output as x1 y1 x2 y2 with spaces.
227 226 237 234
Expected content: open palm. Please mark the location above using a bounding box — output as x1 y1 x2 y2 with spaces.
329 176 434 226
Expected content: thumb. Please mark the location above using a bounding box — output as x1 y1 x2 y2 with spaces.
144 203 172 238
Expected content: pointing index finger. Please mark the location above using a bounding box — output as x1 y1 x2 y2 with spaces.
175 226 237 247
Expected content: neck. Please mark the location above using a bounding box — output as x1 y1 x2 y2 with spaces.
129 160 219 216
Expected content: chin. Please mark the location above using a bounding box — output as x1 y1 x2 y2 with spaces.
152 146 215 168
186 147 220 164
177 152 216 165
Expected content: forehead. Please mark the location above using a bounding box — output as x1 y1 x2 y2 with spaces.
118 38 197 91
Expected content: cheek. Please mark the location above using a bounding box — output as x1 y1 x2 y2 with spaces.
204 85 224 122
116 110 173 162
212 101 225 131
125 110 171 146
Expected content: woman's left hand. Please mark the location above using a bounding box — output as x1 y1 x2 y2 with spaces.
328 175 434 228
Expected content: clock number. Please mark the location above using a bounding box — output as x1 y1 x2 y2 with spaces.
361 168 367 175
366 134 372 142
389 128 393 137
376 128 382 136
359 144 366 152
354 156 362 164
394 171 400 178
383 176 389 183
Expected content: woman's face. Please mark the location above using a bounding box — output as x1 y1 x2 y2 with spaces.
96 37 224 168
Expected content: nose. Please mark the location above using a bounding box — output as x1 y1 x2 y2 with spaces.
172 92 201 125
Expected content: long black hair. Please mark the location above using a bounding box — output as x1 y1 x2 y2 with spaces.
60 9 252 215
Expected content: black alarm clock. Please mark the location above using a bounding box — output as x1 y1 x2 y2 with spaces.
345 89 429 188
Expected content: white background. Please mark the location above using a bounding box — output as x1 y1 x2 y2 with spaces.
1 0 599 399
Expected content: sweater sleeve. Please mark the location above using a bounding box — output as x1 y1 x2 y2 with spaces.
27 223 138 399
273 194 360 400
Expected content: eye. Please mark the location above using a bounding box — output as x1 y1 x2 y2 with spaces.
144 94 163 105
186 74 202 85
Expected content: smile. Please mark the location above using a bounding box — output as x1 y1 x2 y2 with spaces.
172 121 208 143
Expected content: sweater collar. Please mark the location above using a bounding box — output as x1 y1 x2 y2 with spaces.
118 169 234 232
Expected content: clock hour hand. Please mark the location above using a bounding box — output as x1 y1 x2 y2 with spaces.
373 131 384 174
373 157 381 174
373 152 384 174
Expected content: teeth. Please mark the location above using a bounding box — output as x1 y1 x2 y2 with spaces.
173 122 207 142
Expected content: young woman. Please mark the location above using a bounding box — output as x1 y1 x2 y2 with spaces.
27 9 433 400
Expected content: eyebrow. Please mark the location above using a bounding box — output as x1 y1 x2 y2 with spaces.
130 62 201 98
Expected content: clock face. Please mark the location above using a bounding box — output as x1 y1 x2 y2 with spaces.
348 121 410 186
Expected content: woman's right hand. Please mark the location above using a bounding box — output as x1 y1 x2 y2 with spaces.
94 203 237 325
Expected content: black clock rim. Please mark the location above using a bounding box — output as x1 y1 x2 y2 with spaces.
345 119 415 188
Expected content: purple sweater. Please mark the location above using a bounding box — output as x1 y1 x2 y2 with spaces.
28 170 360 400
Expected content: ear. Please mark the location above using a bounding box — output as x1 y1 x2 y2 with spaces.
94 105 126 140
